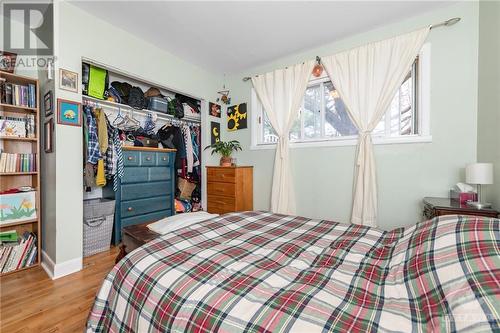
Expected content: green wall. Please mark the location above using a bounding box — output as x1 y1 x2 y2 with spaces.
223 2 480 230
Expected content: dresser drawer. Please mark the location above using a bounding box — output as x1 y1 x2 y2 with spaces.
207 168 236 183
157 152 173 166
149 167 172 181
121 195 172 218
123 151 140 166
121 209 172 228
121 181 171 201
141 152 156 166
122 167 149 183
207 181 235 197
207 195 235 214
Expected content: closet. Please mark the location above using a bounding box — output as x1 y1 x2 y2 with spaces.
81 60 204 245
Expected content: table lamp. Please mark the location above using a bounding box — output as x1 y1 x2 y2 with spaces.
465 163 493 209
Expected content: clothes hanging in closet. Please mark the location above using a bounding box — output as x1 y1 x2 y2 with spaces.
83 105 123 191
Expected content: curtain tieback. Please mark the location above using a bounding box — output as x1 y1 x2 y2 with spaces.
356 131 371 166
278 136 289 159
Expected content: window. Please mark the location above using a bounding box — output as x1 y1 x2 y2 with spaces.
252 44 431 148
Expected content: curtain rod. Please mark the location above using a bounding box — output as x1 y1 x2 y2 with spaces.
242 17 461 82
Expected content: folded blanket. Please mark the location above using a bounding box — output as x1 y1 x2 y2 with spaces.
147 211 218 235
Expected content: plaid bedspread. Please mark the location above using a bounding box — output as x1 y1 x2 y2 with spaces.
87 211 500 332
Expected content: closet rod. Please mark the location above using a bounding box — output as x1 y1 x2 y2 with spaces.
82 96 201 125
242 17 461 82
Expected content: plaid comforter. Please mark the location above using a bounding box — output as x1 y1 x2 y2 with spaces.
87 212 500 332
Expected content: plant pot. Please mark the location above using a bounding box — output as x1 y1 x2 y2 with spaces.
220 156 232 167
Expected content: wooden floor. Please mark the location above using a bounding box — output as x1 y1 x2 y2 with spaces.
0 247 119 333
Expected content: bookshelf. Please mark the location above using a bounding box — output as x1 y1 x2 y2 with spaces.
0 71 41 277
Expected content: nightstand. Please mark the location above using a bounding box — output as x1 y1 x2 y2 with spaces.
206 166 253 214
422 197 499 220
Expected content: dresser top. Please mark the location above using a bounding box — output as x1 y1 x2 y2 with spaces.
123 146 176 152
206 165 253 169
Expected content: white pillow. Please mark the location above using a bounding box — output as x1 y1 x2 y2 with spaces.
147 211 219 235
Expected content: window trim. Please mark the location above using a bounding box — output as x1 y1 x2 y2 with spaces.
251 43 431 150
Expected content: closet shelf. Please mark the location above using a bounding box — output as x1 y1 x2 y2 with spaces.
82 95 202 123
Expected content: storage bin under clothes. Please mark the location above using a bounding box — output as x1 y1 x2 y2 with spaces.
83 199 115 257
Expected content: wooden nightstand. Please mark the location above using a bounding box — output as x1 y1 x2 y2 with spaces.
206 166 253 214
422 197 499 220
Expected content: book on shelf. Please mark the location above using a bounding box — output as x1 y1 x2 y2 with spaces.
0 78 37 108
0 231 37 273
0 114 36 138
0 230 18 243
0 151 37 173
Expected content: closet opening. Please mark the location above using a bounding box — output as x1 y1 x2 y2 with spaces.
80 59 204 246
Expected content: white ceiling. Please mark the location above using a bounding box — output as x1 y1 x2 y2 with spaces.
71 1 454 74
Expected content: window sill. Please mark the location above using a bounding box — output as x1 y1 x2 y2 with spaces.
250 135 432 150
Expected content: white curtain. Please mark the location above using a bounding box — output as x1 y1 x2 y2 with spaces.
322 27 429 226
252 61 314 214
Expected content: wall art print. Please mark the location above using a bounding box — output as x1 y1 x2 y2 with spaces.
227 103 247 131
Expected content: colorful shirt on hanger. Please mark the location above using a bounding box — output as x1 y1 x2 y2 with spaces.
84 106 101 164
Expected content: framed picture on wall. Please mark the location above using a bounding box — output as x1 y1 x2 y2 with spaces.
227 103 247 131
210 121 220 144
57 98 82 127
44 90 53 116
0 51 17 73
209 102 221 118
59 68 78 92
44 118 54 153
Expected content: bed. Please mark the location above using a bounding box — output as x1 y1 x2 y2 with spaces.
86 211 499 332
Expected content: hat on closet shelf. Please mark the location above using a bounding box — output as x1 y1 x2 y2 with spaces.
145 87 163 98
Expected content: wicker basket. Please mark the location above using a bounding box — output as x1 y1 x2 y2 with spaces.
83 199 115 257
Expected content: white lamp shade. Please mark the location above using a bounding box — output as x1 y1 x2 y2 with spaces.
466 163 493 185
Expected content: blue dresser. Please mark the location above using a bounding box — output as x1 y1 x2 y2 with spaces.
104 147 176 244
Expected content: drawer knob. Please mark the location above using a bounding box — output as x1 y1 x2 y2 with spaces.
162 157 167 161
127 207 133 211
146 157 152 161
127 156 134 161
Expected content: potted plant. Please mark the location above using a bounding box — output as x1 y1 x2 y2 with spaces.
204 140 242 167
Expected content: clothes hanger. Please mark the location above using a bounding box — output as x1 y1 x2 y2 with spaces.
122 109 141 131
113 106 126 127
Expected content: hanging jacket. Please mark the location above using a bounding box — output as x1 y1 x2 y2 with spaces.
95 108 108 154
158 125 185 169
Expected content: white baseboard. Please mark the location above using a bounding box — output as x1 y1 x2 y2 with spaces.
41 250 83 279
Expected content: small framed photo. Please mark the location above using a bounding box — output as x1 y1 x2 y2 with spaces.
209 102 221 118
57 98 82 127
44 91 53 116
0 51 17 73
44 118 54 153
59 68 78 92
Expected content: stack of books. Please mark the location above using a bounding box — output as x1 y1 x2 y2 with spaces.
0 78 37 108
0 151 37 173
0 231 37 273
